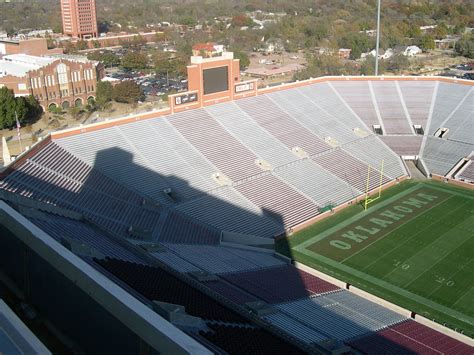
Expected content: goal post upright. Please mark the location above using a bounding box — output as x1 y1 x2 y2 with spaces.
364 160 384 211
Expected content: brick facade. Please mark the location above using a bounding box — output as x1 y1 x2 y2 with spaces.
0 58 104 110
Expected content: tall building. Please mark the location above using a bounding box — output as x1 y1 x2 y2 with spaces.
61 0 98 39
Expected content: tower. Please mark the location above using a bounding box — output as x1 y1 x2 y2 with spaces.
61 0 98 39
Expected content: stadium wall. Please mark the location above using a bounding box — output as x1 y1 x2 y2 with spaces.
431 174 474 190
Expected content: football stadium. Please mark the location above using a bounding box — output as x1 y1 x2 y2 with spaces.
0 53 473 354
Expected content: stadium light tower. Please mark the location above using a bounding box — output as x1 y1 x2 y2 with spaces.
375 0 381 75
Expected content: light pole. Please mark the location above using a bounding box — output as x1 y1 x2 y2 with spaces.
375 0 381 75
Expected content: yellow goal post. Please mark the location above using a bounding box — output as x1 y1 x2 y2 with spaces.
364 160 384 211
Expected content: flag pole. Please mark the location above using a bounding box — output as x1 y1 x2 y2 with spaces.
15 111 23 153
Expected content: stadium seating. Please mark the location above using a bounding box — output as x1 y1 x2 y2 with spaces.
201 280 259 305
398 80 436 128
175 185 284 238
422 137 474 176
331 80 381 129
169 109 262 182
370 81 413 134
380 135 423 156
206 103 298 169
348 320 474 355
222 265 340 303
312 148 389 192
196 323 305 355
95 258 249 323
274 159 356 207
342 135 407 179
456 156 474 183
29 213 147 264
440 91 473 143
235 95 331 156
429 82 472 135
274 292 406 341
234 174 321 227
266 88 361 144
163 243 287 275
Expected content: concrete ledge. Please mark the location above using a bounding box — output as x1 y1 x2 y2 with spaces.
292 261 346 289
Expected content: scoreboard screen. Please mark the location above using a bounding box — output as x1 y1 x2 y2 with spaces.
203 66 229 95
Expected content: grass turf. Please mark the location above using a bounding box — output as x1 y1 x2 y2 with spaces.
276 180 474 336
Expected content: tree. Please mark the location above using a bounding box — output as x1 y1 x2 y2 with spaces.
455 34 474 58
418 35 435 51
113 81 144 104
386 55 410 73
0 88 42 129
75 40 88 51
232 50 250 70
121 52 148 70
231 14 254 28
95 81 114 108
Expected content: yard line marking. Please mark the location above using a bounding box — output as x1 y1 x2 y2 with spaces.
452 286 474 308
361 198 469 273
341 193 455 265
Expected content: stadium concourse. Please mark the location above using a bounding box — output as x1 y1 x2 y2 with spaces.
1 74 473 354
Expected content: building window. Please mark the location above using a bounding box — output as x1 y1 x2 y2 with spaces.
57 63 68 85
18 83 27 90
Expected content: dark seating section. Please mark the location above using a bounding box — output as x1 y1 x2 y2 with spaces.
158 210 221 245
30 213 147 264
202 280 259 305
196 323 305 355
95 258 248 323
222 265 340 304
348 320 473 355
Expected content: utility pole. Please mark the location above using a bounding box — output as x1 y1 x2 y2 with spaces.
375 0 381 75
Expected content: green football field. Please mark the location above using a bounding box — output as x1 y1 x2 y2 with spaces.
277 180 474 336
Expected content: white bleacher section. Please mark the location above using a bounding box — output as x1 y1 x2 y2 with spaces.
380 135 423 156
440 90 473 143
56 127 173 205
456 156 474 183
163 243 286 275
422 137 474 176
331 81 380 129
206 103 298 168
273 159 357 207
341 136 407 179
370 81 412 134
235 95 330 156
169 109 262 182
299 82 368 136
398 81 436 127
266 87 360 144
118 119 220 200
429 82 472 135
274 291 407 342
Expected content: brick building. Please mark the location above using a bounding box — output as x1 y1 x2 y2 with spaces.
61 0 98 39
0 54 104 110
0 38 63 57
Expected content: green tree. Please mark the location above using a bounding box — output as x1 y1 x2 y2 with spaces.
455 35 474 58
75 40 88 51
418 35 435 51
113 81 144 104
95 81 114 108
121 52 148 70
232 50 250 70
0 87 29 129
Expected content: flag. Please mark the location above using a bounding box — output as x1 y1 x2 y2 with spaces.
15 112 21 138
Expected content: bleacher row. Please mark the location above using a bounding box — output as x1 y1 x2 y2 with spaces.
18 210 473 354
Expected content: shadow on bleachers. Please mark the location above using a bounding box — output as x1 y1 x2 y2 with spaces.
0 144 437 354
